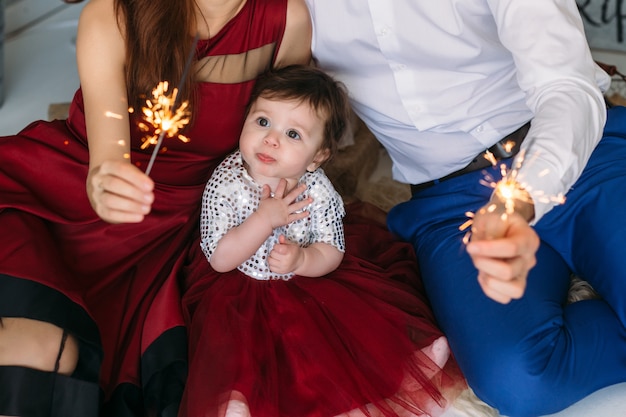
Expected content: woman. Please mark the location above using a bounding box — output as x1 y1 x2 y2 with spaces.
0 0 311 415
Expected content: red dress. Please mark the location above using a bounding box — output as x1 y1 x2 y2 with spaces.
179 203 467 417
0 0 288 415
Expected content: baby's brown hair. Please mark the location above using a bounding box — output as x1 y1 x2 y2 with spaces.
246 65 351 161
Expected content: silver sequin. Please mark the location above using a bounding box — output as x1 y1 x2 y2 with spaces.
200 151 345 280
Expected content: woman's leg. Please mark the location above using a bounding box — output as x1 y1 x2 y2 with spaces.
0 317 78 375
0 318 79 417
0 274 101 417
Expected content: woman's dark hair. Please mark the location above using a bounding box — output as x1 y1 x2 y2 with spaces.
114 0 197 111
246 65 352 159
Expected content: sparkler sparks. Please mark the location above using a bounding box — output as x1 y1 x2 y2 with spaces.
105 111 124 120
139 82 190 149
459 149 566 244
139 81 191 175
139 33 199 176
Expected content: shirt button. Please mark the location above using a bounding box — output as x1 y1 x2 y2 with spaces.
475 125 484 133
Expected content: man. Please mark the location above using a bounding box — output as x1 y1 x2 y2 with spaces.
306 1 626 416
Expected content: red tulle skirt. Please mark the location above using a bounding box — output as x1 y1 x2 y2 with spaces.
179 203 466 417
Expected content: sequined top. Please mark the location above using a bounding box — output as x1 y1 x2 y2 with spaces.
200 150 346 280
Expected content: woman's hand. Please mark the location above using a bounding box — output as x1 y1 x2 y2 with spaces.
465 191 539 304
87 160 154 223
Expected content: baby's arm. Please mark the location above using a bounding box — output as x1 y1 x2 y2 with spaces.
209 181 311 272
268 235 343 277
268 171 346 277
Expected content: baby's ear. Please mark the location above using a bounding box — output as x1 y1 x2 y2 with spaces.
307 148 331 172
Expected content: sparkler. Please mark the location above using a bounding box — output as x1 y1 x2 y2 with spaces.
140 82 191 174
459 149 566 244
141 34 199 175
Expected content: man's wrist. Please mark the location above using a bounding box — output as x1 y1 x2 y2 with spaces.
490 182 535 223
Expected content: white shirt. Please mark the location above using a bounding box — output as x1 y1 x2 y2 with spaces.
306 0 611 221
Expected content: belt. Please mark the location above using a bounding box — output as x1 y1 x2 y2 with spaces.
410 121 531 194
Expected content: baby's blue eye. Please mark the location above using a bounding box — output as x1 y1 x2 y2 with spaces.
287 129 301 140
257 117 269 127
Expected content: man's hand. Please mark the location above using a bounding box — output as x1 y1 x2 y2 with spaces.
465 189 539 303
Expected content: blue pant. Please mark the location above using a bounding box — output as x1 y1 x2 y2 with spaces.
388 106 626 417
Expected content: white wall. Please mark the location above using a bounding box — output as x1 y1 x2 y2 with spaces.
5 0 68 37
593 49 626 70
592 49 626 99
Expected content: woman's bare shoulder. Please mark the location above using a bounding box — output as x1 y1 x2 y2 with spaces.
276 0 312 66
76 0 126 98
79 0 121 37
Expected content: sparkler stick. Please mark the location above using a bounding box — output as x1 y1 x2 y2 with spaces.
144 34 200 175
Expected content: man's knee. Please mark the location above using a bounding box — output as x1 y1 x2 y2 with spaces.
467 352 562 417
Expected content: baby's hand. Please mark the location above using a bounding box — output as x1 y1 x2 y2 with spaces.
257 179 311 229
268 235 303 274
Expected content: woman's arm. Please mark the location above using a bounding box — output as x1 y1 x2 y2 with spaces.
77 0 154 223
274 0 312 67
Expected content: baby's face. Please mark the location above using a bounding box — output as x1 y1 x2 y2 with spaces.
239 96 329 190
